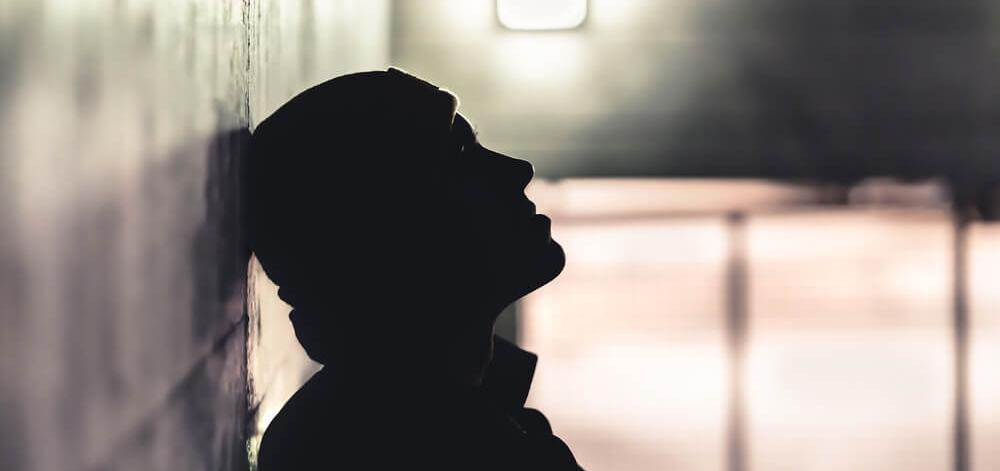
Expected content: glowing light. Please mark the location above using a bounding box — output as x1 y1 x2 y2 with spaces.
494 34 584 92
497 0 587 31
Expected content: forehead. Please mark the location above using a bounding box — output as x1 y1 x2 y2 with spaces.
452 113 476 139
453 113 471 130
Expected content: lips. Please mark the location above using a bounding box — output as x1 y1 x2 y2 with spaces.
521 199 537 218
504 202 549 229
533 213 552 233
495 198 548 236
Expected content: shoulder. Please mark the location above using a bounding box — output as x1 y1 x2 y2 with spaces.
255 370 346 471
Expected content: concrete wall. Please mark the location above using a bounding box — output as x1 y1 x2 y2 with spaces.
0 1 388 470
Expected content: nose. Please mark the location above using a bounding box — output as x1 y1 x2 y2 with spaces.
511 157 534 191
482 146 535 191
490 151 535 190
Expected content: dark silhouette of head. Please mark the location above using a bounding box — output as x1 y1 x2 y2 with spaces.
246 68 564 386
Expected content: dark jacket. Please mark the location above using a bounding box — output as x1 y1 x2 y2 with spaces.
257 337 583 470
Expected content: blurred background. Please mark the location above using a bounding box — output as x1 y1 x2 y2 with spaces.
2 0 1000 470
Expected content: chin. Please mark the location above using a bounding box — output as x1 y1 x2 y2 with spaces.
509 239 565 302
540 239 566 284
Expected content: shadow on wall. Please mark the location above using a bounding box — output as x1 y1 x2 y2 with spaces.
93 126 254 471
193 128 253 340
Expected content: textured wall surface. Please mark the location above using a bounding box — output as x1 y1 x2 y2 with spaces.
0 1 388 470
0 2 252 470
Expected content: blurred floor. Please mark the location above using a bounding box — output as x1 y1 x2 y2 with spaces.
522 179 999 471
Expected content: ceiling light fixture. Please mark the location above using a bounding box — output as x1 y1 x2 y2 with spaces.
497 0 588 31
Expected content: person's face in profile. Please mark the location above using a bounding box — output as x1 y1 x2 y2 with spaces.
440 113 565 315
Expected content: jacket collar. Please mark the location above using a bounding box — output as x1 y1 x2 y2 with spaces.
481 335 538 411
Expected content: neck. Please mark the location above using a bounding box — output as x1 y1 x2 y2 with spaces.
320 322 497 391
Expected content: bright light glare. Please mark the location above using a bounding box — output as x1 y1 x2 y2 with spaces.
497 0 587 30
495 35 584 91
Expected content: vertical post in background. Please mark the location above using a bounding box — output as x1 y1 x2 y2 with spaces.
725 212 749 471
952 210 971 471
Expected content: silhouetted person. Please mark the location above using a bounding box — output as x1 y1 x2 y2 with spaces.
246 68 582 470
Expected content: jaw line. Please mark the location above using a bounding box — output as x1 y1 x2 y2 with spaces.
512 240 566 301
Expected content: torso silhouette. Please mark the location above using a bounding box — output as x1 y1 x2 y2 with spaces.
256 337 582 470
247 68 581 470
